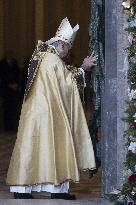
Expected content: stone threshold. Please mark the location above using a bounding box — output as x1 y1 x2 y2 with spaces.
0 198 113 205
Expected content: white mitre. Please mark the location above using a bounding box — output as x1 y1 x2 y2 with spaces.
46 17 79 48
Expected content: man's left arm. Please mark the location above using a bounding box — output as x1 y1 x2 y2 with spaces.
68 51 98 85
81 51 98 72
67 52 98 102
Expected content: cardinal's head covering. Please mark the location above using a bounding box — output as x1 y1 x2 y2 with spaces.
46 17 79 48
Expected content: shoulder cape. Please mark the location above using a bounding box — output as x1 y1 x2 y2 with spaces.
24 41 84 101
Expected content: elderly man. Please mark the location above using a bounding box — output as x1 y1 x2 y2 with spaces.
6 17 97 200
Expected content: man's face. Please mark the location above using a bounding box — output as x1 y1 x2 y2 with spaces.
57 42 70 58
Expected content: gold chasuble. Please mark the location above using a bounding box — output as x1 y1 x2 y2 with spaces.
6 47 96 186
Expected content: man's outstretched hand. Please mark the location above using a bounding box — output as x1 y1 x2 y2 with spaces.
81 51 98 71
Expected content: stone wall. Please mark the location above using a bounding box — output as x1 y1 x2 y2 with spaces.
101 0 129 196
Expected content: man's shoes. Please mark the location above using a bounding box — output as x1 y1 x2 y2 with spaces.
51 193 76 200
14 192 34 199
